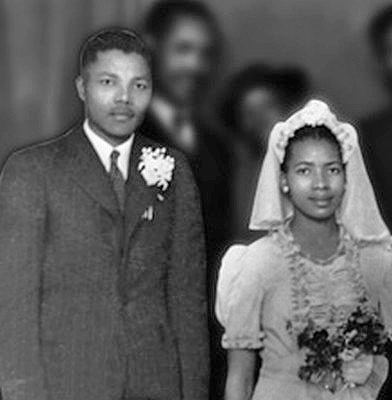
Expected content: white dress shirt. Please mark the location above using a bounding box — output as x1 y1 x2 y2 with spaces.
83 119 134 180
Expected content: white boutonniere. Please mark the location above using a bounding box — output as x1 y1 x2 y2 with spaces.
138 147 175 221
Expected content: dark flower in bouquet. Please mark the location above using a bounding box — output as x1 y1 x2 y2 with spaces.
296 303 390 393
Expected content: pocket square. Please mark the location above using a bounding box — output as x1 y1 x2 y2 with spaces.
142 206 154 221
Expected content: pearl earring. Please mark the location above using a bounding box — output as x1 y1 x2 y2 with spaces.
282 185 289 194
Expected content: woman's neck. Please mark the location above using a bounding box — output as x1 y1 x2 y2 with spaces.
290 214 340 261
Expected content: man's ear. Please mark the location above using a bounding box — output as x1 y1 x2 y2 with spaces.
75 75 86 102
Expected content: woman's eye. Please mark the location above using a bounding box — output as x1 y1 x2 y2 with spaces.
296 168 310 175
328 167 342 175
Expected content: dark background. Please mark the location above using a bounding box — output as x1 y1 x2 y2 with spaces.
0 0 389 162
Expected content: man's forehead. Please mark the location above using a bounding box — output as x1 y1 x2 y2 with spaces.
166 16 214 42
87 49 150 71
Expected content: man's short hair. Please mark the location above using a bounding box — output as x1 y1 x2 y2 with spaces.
369 5 392 58
143 0 220 42
79 28 151 74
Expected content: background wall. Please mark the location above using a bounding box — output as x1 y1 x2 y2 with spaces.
0 0 390 164
209 0 392 120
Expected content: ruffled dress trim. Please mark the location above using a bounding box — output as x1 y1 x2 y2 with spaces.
275 223 372 337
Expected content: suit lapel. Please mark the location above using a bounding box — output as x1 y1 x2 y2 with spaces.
62 127 121 218
124 134 159 240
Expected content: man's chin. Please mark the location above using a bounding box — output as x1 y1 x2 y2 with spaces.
96 127 135 146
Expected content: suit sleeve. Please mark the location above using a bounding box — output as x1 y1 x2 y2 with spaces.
0 153 47 400
168 154 209 400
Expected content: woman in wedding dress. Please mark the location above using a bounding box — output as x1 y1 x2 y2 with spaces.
216 99 392 400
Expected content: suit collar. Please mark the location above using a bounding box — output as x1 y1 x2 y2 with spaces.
62 127 162 237
83 119 134 180
62 126 121 218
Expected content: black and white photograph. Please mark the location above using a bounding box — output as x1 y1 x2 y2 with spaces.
0 1 392 400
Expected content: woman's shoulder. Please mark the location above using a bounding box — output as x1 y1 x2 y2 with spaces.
216 234 284 327
356 239 392 283
220 233 284 279
224 231 282 260
357 239 392 263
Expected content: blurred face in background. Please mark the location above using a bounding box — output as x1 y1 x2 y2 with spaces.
154 15 216 107
378 25 392 91
237 87 285 149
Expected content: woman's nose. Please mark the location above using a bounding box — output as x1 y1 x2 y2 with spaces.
313 170 328 189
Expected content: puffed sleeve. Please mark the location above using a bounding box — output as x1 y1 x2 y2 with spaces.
215 245 265 350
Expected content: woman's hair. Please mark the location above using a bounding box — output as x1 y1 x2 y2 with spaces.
281 125 343 172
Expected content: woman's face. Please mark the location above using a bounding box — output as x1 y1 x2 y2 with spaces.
281 138 345 222
238 87 283 147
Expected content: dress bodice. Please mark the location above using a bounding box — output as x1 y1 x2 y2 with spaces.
216 227 392 399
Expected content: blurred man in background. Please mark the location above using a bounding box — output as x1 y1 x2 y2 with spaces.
361 5 392 231
218 63 310 242
141 1 233 398
360 5 392 399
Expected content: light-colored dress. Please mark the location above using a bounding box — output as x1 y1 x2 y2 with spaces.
216 224 392 400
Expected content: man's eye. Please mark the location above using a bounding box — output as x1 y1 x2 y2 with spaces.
100 79 114 85
135 82 148 90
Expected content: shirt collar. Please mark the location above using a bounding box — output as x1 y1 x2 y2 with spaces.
83 119 134 180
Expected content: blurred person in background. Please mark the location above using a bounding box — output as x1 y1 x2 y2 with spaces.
219 63 310 242
360 6 392 399
361 4 392 230
141 2 233 399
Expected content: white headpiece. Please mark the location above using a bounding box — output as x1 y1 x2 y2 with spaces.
249 99 390 242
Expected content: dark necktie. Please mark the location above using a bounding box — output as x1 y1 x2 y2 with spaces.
109 150 125 212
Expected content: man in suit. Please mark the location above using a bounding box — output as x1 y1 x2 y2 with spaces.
360 5 392 399
0 28 209 400
141 3 233 399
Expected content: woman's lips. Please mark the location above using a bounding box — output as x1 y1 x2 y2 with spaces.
310 197 333 207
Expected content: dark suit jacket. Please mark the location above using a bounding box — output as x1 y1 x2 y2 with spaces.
0 126 209 400
361 109 392 231
140 111 233 265
140 111 232 400
360 110 392 400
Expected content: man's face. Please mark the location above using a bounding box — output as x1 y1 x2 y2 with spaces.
238 87 284 148
154 16 216 106
76 49 152 146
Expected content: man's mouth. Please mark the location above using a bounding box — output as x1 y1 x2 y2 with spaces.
110 109 135 121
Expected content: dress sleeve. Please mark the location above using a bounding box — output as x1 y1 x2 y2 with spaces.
215 245 266 350
379 246 392 332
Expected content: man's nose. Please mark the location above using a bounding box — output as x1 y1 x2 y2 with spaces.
115 85 132 103
183 50 209 72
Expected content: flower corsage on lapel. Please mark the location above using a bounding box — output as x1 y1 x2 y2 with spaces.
138 147 175 221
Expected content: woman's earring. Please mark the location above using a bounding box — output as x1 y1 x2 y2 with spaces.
282 185 289 194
